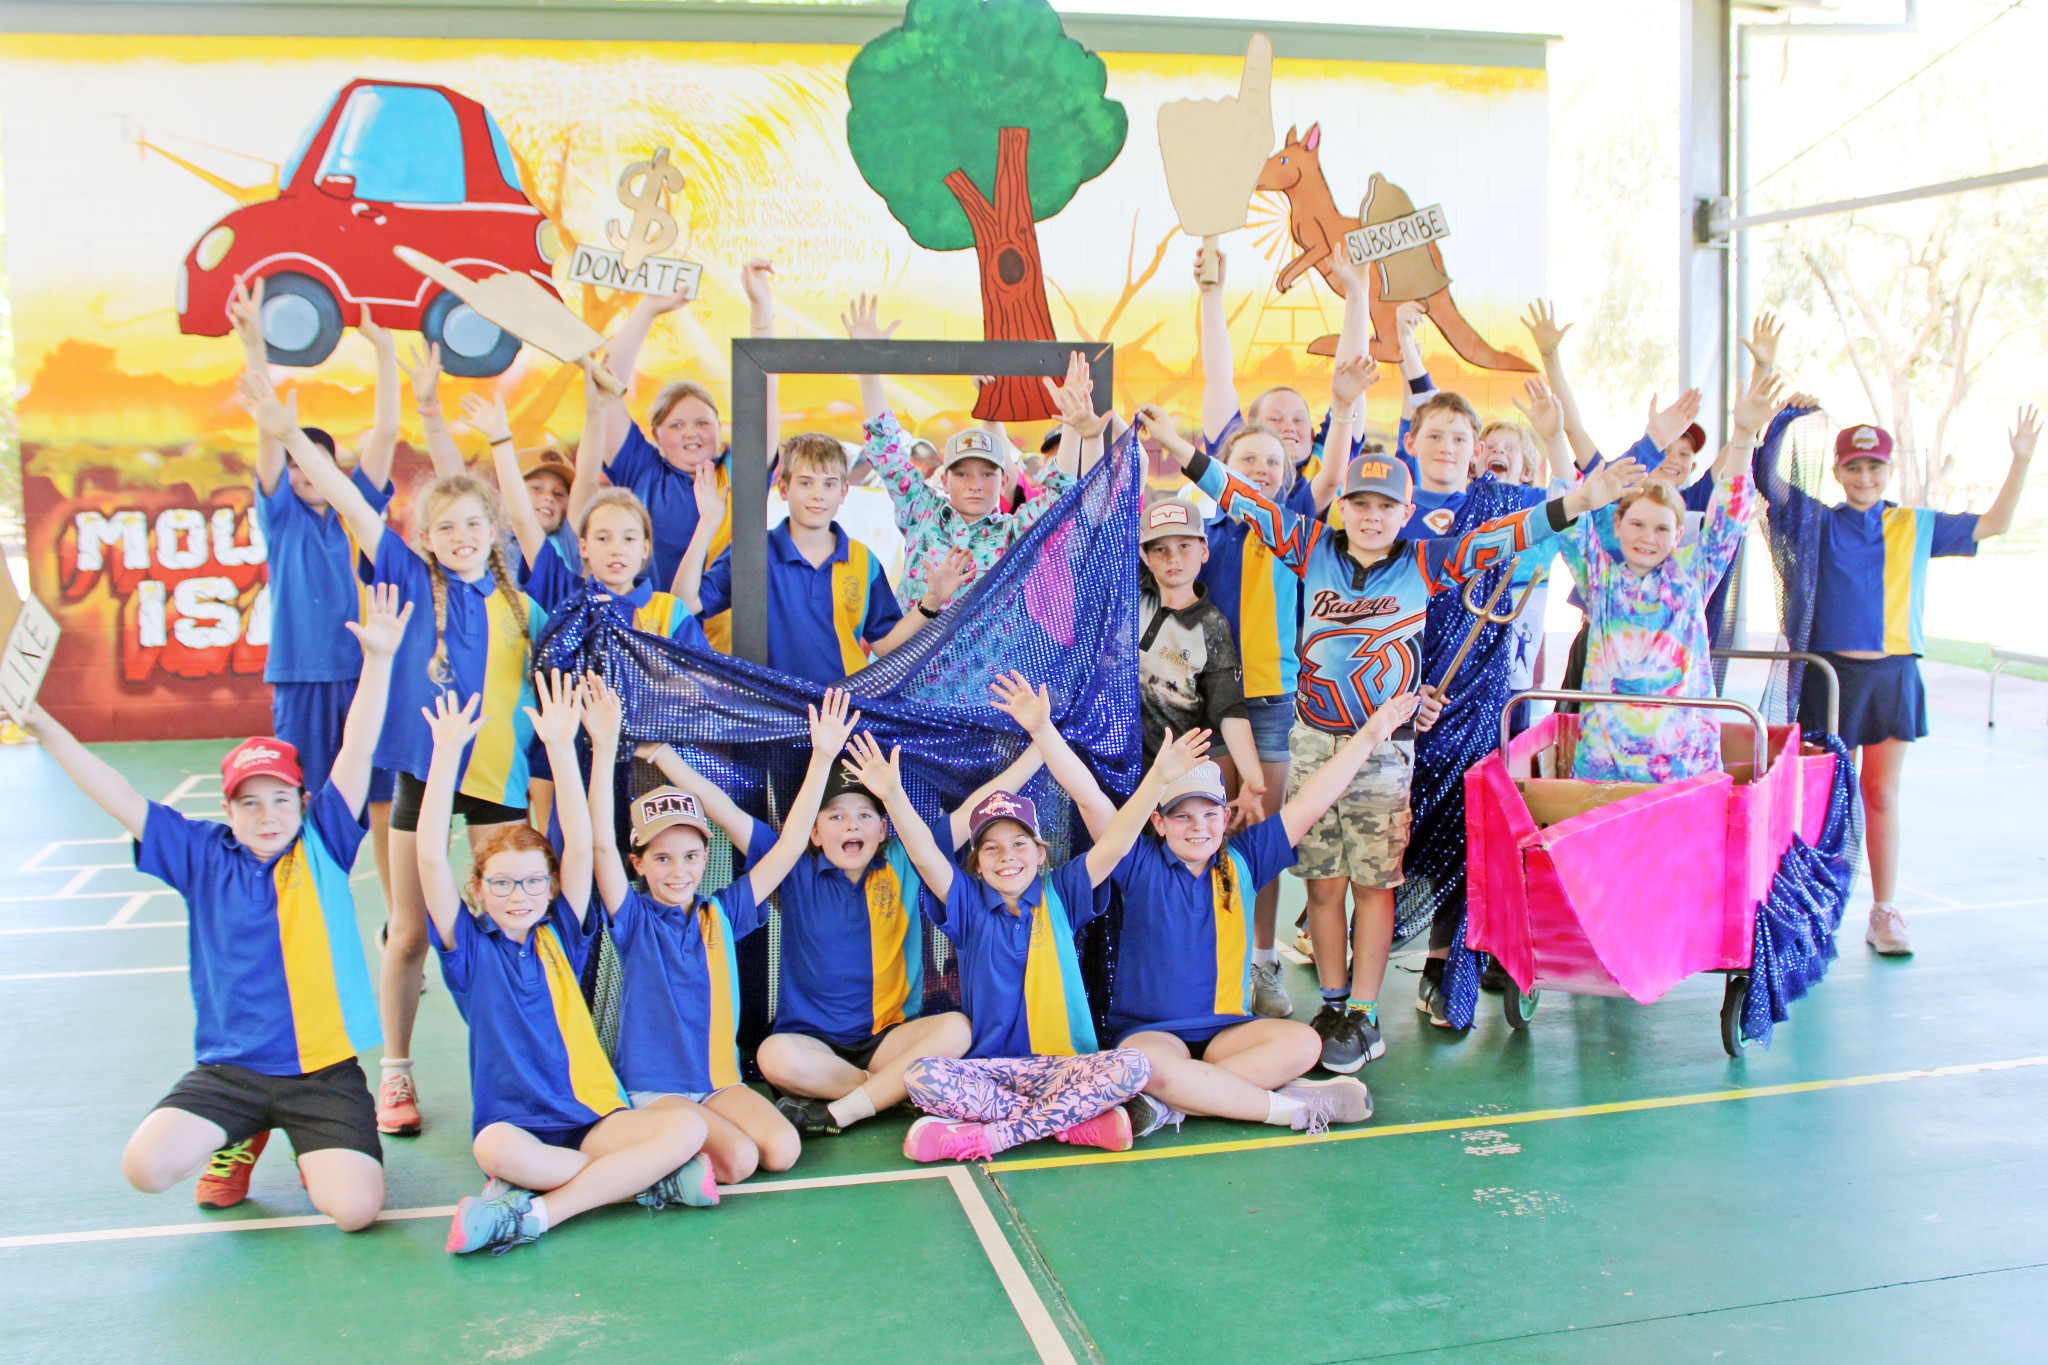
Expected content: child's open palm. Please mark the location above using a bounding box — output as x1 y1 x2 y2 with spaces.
808 687 862 757
1511 377 1563 441
581 672 624 749
989 670 1053 733
1330 352 1379 409
345 583 413 660
460 393 513 446
1581 456 1646 511
693 463 726 523
404 341 443 404
1044 351 1107 438
1363 690 1419 747
842 732 903 803
1645 390 1703 451
840 293 900 341
1732 369 1786 434
1151 726 1213 786
423 691 487 753
1520 299 1572 356
2011 406 2040 462
923 548 975 609
235 371 294 440
524 669 584 749
1742 310 1784 373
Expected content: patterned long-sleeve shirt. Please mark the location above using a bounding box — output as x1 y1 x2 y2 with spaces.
1559 471 1755 783
861 410 1076 610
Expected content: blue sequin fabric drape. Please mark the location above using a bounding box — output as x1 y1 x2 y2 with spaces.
1740 732 1856 1046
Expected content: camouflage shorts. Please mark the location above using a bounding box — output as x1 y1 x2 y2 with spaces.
1285 727 1414 888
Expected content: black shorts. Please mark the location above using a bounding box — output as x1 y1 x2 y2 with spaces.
156 1058 382 1162
1802 652 1927 748
389 770 528 834
782 1022 904 1073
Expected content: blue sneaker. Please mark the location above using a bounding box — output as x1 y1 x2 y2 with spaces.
638 1153 720 1210
446 1187 539 1255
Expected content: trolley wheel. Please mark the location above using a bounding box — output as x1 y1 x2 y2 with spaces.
1504 987 1539 1030
1720 972 1751 1058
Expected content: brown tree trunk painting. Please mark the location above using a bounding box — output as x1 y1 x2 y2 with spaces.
944 125 1060 422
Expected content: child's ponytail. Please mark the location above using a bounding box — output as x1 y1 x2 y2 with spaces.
425 555 454 685
485 541 531 644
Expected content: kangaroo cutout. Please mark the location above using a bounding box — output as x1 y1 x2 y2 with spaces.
1256 124 1532 373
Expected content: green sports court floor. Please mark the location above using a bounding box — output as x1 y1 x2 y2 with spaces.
2 713 2044 1364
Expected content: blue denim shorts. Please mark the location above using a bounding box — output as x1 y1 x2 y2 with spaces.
1243 694 1297 764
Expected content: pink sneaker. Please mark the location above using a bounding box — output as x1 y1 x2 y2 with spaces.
903 1116 992 1163
1055 1106 1133 1153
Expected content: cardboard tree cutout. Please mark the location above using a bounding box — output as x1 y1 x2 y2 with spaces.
846 0 1128 422
1157 34 1274 286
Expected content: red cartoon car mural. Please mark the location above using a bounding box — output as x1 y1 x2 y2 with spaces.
175 78 562 376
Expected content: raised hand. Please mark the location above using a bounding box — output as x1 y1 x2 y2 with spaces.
1520 299 1572 356
423 690 487 753
841 731 903 803
1133 404 1196 464
459 392 513 446
355 305 391 353
582 671 624 749
523 668 585 750
404 341 443 405
1363 690 1419 746
1742 310 1784 373
235 370 294 440
2013 405 2041 463
1395 299 1427 343
739 257 776 319
808 687 862 757
840 293 900 342
1785 392 1821 414
1645 389 1703 451
1043 350 1107 438
1151 726 1213 786
1581 455 1647 511
692 462 726 523
1330 352 1379 409
1731 369 1786 435
1193 246 1227 293
921 548 975 611
989 670 1052 733
642 283 695 317
228 276 265 350
344 582 413 660
1511 376 1563 441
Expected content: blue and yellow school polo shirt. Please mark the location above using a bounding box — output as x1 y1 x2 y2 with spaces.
698 522 903 684
136 784 378 1076
1809 501 1978 656
255 465 393 684
749 823 925 1049
607 880 766 1096
1106 814 1296 1045
928 857 1109 1060
432 899 625 1136
523 540 711 652
610 424 732 648
369 534 547 802
515 527 581 588
1196 412 1326 701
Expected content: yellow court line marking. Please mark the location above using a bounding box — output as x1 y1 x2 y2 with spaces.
986 1054 2048 1172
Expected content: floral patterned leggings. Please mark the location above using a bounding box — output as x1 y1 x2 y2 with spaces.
902 1049 1153 1154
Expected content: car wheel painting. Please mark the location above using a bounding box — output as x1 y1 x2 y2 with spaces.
423 289 523 377
260 271 345 367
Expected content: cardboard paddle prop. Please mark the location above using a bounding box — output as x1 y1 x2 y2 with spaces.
1157 33 1274 285
391 246 625 394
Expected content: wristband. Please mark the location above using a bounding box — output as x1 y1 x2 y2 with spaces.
917 602 942 620
487 432 514 446
1407 374 1434 396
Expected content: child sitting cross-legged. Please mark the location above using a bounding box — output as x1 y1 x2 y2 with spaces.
423 674 713 1256
842 727 1216 1162
636 730 1046 1140
991 673 1418 1138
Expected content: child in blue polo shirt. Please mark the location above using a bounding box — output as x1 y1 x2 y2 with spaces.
637 713 1044 1140
842 727 1213 1163
230 279 401 915
240 370 547 1140
23 584 410 1228
579 683 860 1184
679 432 973 684
421 675 716 1257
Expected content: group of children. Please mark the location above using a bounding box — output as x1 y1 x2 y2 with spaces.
21 254 2034 1251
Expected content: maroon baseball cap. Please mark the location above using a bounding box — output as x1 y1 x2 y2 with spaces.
221 737 303 797
967 790 1041 843
1834 424 1894 465
1679 423 1707 454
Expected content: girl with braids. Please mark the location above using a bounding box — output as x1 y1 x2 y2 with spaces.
240 371 548 1142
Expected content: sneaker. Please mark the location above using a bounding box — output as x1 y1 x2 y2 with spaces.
1249 960 1293 1018
903 1116 993 1163
377 1070 422 1137
1479 959 1512 994
775 1094 842 1138
1866 905 1914 956
1278 1076 1373 1135
1055 1106 1134 1153
639 1153 720 1210
1313 1003 1365 1074
446 1187 539 1256
1346 1010 1387 1063
1417 973 1451 1028
1122 1092 1185 1141
194 1131 269 1209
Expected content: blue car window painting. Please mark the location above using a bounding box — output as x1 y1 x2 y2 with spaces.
317 85 466 204
485 112 524 195
278 101 328 190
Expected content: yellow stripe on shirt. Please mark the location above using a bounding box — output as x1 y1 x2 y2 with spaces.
1023 900 1077 1057
536 924 625 1120
459 591 536 806
1239 536 1283 698
633 592 683 638
1210 852 1253 1018
273 848 352 1074
831 542 874 676
867 864 911 1033
1881 507 1919 656
701 902 742 1090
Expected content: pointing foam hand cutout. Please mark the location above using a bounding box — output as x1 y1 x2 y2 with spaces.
1157 33 1275 285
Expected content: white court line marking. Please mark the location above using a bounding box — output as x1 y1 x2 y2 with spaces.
0 1166 1078 1365
0 923 186 937
17 838 128 873
1899 881 1964 909
164 775 220 805
0 966 186 982
0 891 158 904
105 892 161 927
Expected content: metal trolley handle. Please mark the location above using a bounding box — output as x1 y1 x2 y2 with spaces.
1709 649 1840 737
1500 690 1772 776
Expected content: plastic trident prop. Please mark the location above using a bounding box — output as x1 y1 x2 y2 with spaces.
1424 566 1548 705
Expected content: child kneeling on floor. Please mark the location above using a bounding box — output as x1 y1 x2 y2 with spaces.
422 675 712 1256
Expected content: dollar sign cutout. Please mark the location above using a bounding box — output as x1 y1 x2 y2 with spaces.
607 148 684 272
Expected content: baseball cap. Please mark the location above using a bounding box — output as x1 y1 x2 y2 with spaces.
967 790 1040 843
940 427 1010 475
1339 454 1414 504
1156 761 1227 813
222 737 303 797
518 447 574 486
1140 497 1204 545
1833 424 1894 465
819 764 883 817
630 786 713 847
1677 423 1707 454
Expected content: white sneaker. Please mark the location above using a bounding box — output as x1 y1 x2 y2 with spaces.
1249 960 1293 1018
1865 905 1914 956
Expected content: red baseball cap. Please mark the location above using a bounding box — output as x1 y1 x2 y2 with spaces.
1679 423 1707 454
1834 424 1894 465
221 737 303 797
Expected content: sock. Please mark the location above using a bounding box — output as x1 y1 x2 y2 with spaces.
826 1084 877 1128
1251 947 1279 966
1264 1092 1307 1127
1321 986 1348 1007
1346 999 1378 1026
1422 957 1445 984
381 1057 413 1073
524 1195 550 1236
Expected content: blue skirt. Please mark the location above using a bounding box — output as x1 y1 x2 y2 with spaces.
1801 652 1926 748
